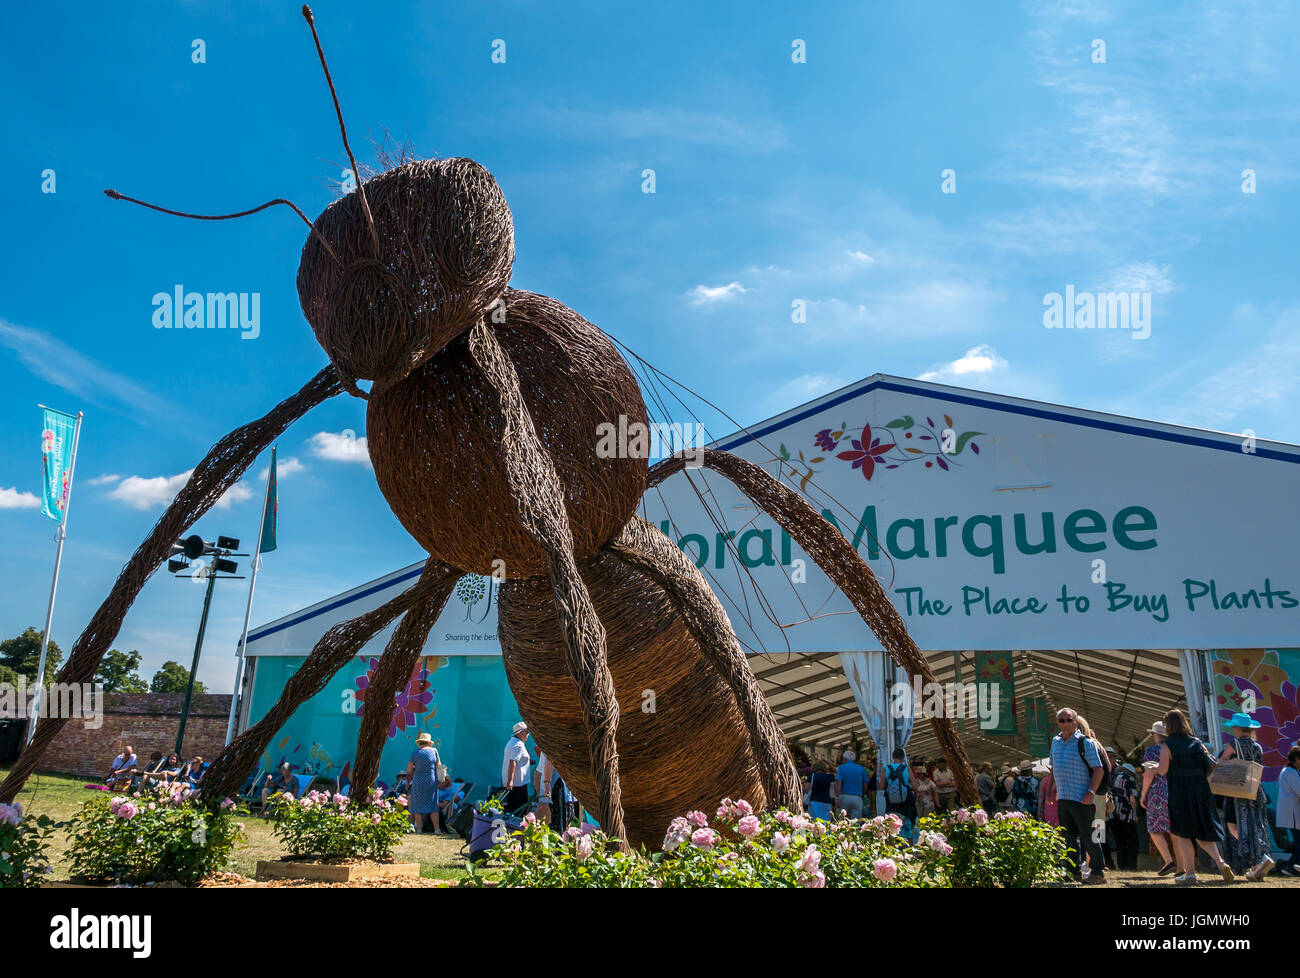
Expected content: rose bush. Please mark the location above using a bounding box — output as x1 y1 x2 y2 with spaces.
266 788 408 861
918 807 1067 888
0 802 56 888
66 785 247 884
473 798 957 888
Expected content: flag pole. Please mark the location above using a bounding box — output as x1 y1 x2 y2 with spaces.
225 446 273 745
29 408 83 746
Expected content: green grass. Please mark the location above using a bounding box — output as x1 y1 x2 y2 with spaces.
3 768 481 883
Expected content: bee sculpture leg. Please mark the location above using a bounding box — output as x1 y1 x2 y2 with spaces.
0 367 344 805
202 560 460 801
466 320 628 847
606 516 805 813
648 448 982 808
349 576 460 799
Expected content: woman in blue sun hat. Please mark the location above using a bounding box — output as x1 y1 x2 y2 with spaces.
1218 711 1275 880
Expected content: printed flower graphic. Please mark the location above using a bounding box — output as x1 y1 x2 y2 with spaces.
835 424 894 482
798 410 985 486
1219 674 1299 781
355 657 434 739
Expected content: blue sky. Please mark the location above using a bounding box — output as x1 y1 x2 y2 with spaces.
2 0 1298 692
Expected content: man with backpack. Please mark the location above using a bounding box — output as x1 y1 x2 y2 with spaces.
880 748 915 834
1050 708 1108 883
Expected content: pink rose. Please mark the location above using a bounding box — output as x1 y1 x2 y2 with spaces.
799 870 826 888
734 799 753 816
795 845 821 873
116 802 137 820
972 809 988 827
575 835 595 861
686 810 709 828
690 828 717 849
884 814 903 836
772 832 790 853
736 814 761 838
873 858 898 881
956 808 972 822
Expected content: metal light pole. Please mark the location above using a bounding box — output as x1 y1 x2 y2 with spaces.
170 534 243 757
176 564 218 757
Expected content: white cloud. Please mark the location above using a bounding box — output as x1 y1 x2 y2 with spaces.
919 345 1009 383
257 456 305 481
86 474 122 486
108 471 252 510
308 431 372 466
1164 304 1300 431
687 282 748 306
846 250 875 265
0 487 39 510
1106 262 1176 295
0 319 177 419
762 373 848 416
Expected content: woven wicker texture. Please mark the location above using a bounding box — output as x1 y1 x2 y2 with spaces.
202 560 460 801
607 516 805 815
465 320 627 843
367 289 648 579
350 577 458 797
647 449 981 806
499 547 768 849
297 157 515 397
0 367 343 805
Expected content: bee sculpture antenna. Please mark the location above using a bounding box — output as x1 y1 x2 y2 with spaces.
101 189 342 266
301 5 381 257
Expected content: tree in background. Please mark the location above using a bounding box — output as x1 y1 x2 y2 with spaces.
0 627 63 683
95 649 149 693
151 660 205 696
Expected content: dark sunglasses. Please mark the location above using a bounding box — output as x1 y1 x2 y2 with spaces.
1057 717 1076 724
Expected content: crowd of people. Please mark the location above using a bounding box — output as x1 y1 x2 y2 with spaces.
798 705 1299 885
103 705 1300 884
104 744 207 793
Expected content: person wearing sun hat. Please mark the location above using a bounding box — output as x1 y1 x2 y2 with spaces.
405 731 443 834
501 720 532 815
1217 711 1274 880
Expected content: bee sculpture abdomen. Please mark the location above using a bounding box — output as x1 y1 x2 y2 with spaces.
366 289 648 578
498 549 767 848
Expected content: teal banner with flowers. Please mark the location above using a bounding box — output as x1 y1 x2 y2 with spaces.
40 407 77 523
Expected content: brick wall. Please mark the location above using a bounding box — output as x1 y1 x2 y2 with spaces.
39 693 232 778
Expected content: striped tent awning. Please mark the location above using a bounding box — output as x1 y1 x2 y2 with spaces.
751 649 1188 767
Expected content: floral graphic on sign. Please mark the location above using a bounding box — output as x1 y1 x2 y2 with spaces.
780 410 984 486
355 656 436 739
1213 650 1300 782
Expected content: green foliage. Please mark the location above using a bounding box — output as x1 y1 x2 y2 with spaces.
918 807 1067 888
95 649 149 693
474 795 506 816
150 660 205 695
0 802 57 888
66 787 247 884
265 788 408 860
0 626 62 683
